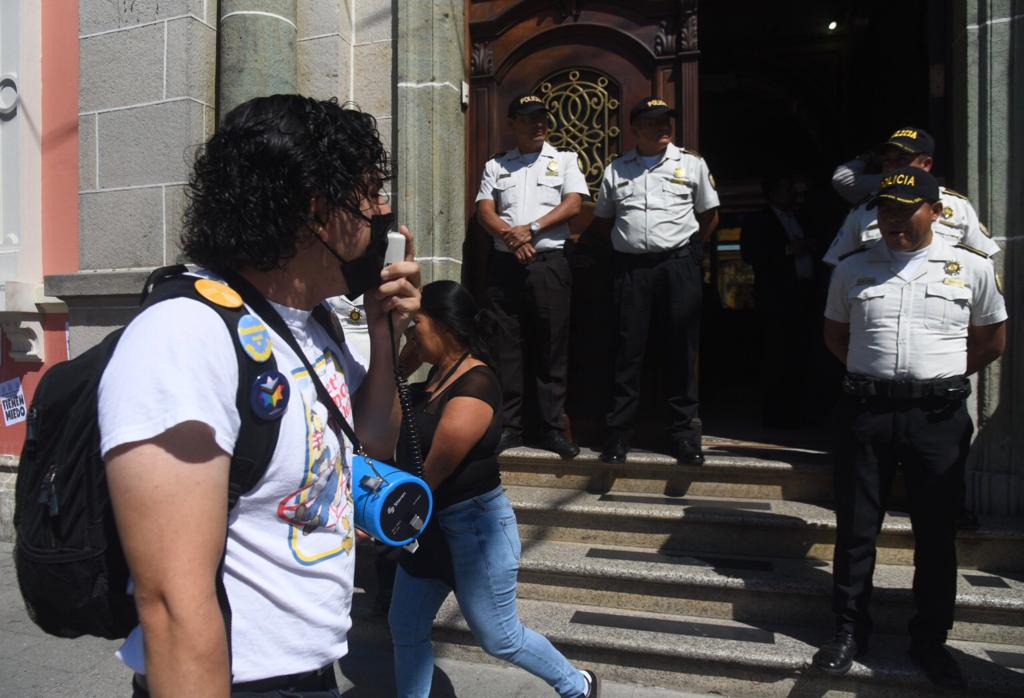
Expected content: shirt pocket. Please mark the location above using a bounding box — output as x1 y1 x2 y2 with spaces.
613 181 635 204
492 177 518 211
924 282 972 331
660 180 693 209
849 285 887 326
536 175 564 206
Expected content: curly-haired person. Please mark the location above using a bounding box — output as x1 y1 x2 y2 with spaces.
99 95 421 697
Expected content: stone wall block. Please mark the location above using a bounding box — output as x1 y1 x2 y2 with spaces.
375 116 394 163
353 41 394 116
98 100 206 188
220 0 293 16
218 9 298 115
164 185 189 264
298 35 349 101
80 23 165 112
79 115 98 191
166 17 217 106
80 188 165 269
81 0 203 35
355 0 393 44
298 0 353 42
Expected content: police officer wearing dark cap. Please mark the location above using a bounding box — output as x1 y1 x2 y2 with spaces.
814 167 1007 688
475 94 589 458
826 127 999 265
592 97 720 465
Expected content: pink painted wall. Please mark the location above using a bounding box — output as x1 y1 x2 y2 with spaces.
0 2 77 455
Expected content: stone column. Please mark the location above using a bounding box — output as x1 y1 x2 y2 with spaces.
395 0 467 285
218 0 298 117
954 1 1024 515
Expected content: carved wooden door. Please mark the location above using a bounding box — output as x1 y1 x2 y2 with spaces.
466 0 702 446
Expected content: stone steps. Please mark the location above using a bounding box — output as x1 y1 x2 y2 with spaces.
513 538 1024 644
499 445 836 502
348 590 1024 697
505 484 1024 571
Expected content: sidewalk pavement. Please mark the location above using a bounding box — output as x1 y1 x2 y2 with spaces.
1 543 717 697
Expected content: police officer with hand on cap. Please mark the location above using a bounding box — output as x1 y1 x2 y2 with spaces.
592 97 719 466
825 127 999 266
475 94 589 458
814 167 1007 688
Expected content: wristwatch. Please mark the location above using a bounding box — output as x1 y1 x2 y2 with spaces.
529 221 541 237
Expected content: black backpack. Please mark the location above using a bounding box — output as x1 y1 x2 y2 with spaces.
12 266 303 639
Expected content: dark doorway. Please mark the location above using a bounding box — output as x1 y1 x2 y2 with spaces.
696 0 945 445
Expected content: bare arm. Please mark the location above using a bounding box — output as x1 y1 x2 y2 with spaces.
966 321 1007 375
476 199 512 241
420 396 495 490
698 207 720 243
106 423 232 698
824 318 850 366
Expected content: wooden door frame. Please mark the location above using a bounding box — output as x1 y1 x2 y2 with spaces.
465 0 702 240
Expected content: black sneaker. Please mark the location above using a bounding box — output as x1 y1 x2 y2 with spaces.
497 429 524 453
536 431 580 459
580 669 601 697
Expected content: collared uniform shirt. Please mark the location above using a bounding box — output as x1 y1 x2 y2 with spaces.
475 141 589 253
823 187 1000 266
593 142 719 254
825 237 1007 380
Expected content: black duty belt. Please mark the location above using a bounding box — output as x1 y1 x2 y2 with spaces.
842 374 971 401
615 243 691 266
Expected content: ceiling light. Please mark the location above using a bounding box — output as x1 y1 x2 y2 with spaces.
827 21 838 31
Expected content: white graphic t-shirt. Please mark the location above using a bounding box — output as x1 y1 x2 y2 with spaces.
97 279 368 682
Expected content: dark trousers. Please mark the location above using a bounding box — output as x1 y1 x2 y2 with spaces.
831 394 972 644
606 246 702 443
132 664 339 696
485 249 572 434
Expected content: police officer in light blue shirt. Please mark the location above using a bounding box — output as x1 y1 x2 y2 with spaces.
591 97 719 466
813 167 1006 688
475 95 589 458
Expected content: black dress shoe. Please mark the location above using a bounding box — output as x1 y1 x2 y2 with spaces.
496 429 524 453
599 434 628 464
812 630 866 675
671 441 705 466
536 431 581 459
909 641 966 689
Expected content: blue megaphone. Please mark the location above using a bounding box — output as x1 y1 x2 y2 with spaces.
352 454 433 546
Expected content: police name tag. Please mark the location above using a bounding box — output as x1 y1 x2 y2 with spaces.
943 277 967 288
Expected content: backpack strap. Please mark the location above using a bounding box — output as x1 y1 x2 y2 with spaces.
137 270 282 509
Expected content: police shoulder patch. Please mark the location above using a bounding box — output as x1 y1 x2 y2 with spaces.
681 147 703 159
955 242 990 259
942 187 969 201
837 246 869 262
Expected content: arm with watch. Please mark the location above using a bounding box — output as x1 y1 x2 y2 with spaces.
506 193 584 264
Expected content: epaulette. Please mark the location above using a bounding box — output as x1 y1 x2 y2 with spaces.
955 242 990 258
681 147 703 158
942 187 969 201
837 246 869 262
490 151 506 160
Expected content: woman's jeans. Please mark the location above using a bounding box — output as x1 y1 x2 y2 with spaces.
389 486 586 697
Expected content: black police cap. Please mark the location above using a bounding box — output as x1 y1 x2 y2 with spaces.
629 97 677 123
868 166 940 209
880 127 935 156
507 94 548 117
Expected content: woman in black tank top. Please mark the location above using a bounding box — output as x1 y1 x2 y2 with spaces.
389 281 600 698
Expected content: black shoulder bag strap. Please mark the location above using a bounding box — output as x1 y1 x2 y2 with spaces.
218 271 368 456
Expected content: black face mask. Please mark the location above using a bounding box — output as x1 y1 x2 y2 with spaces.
319 212 394 300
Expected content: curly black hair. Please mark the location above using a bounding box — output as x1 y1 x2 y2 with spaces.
181 95 391 272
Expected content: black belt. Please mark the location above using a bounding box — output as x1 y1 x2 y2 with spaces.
842 374 971 401
133 663 335 695
614 244 691 265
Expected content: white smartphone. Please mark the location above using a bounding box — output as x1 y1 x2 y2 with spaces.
384 230 405 266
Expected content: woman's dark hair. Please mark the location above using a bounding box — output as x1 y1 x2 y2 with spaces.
420 281 503 364
182 94 391 272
